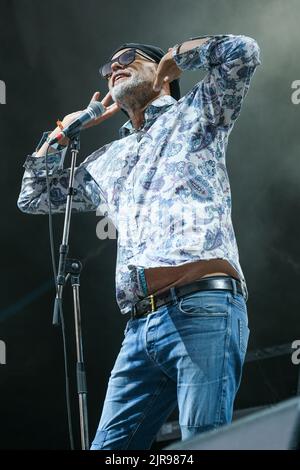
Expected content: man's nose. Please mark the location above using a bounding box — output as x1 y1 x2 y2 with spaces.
111 60 125 72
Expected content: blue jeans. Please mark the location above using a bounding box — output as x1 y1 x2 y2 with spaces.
90 288 249 450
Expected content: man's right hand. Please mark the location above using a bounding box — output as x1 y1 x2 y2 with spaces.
35 91 120 157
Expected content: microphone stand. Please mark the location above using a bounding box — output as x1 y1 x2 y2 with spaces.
52 133 89 450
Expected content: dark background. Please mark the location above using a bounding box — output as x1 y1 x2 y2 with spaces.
0 0 299 449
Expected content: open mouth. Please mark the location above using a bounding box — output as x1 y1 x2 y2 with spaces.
113 73 130 86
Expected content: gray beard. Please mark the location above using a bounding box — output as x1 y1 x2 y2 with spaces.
111 74 153 111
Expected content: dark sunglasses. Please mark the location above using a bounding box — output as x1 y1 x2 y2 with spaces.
99 49 156 79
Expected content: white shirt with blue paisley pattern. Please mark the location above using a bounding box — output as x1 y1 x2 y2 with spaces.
18 35 260 313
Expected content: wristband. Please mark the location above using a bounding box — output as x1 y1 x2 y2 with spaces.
46 136 67 151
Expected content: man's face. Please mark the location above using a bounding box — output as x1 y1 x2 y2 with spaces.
106 48 158 104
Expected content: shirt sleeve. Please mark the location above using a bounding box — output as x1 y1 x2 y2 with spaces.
173 35 261 128
17 136 103 215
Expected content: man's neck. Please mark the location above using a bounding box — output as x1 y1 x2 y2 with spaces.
127 90 169 130
129 110 145 130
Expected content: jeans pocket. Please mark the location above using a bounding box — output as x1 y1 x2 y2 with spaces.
178 291 228 332
178 291 228 316
231 293 247 311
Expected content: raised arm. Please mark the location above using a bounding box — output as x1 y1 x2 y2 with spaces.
17 91 119 214
154 34 261 127
17 149 103 214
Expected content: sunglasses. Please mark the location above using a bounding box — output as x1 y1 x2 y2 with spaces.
99 49 156 79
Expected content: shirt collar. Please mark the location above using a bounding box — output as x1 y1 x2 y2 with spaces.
119 95 177 139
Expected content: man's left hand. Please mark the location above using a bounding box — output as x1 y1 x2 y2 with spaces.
153 48 182 92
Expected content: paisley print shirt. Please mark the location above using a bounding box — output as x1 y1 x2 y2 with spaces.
18 35 260 313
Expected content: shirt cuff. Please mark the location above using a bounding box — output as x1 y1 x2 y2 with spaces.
23 130 68 174
23 150 66 175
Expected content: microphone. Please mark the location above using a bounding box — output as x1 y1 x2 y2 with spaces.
48 101 105 145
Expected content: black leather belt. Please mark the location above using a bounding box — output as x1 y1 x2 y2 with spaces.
131 276 245 319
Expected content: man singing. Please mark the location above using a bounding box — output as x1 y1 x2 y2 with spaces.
18 34 260 449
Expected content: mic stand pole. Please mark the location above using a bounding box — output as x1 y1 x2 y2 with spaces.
52 134 89 450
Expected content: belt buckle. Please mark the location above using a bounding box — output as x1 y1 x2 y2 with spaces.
149 294 156 313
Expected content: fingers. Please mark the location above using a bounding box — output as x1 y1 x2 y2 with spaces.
154 65 182 92
87 102 120 127
153 65 165 92
89 91 113 108
153 48 181 92
89 91 100 103
153 54 173 92
153 71 169 92
101 102 120 119
101 91 114 107
107 102 121 114
85 90 120 127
